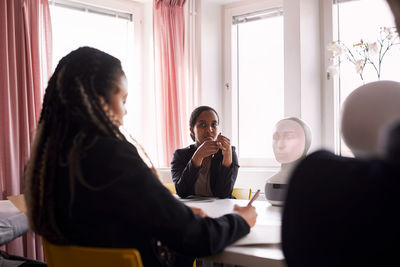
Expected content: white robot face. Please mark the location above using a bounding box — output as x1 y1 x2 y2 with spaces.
272 119 306 164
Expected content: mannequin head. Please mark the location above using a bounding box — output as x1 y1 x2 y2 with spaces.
272 118 311 164
387 0 400 30
341 81 400 157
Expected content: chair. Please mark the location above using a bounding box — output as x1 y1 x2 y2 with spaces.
42 239 143 267
232 188 252 200
164 182 176 194
165 183 251 200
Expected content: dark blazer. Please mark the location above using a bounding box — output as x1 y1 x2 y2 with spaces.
170 145 239 199
53 137 249 267
281 150 400 267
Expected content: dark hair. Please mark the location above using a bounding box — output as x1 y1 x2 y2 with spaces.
24 47 126 243
189 106 219 141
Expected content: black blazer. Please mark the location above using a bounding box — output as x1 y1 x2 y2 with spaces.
170 144 239 199
282 150 400 267
53 137 249 267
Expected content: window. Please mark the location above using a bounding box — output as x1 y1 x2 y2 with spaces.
332 0 400 156
50 0 138 131
224 3 284 167
49 0 159 163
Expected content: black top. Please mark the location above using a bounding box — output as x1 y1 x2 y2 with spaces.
54 136 249 267
170 145 239 199
282 150 400 267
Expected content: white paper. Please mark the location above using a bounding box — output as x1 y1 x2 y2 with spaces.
233 224 281 245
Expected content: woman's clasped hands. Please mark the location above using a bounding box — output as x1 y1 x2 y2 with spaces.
192 133 232 167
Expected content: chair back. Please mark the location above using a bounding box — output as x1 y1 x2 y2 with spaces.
232 188 252 200
164 183 251 200
164 182 177 194
42 239 143 267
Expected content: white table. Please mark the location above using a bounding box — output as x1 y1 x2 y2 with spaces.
182 198 285 267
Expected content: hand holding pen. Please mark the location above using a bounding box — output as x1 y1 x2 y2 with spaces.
248 189 260 206
233 189 260 228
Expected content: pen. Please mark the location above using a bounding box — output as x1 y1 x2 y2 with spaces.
247 189 260 206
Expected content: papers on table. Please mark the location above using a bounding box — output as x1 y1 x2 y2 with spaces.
233 224 281 246
176 197 282 245
0 200 29 246
7 194 27 213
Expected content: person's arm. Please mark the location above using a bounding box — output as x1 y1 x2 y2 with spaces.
170 148 201 198
212 146 239 198
107 142 252 257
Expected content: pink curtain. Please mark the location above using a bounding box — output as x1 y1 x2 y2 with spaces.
0 0 52 261
153 0 189 166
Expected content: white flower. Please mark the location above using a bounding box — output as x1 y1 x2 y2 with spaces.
328 27 399 81
384 27 395 40
384 27 390 35
327 42 343 56
368 42 379 55
355 59 365 73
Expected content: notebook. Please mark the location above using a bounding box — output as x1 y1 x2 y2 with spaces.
233 224 281 245
7 194 27 213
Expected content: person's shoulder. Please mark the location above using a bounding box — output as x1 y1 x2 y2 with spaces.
306 150 340 160
171 145 196 165
173 144 196 155
290 150 355 183
79 136 153 187
89 135 136 152
290 150 380 190
83 136 140 163
301 150 359 166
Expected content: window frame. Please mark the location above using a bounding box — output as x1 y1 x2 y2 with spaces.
322 0 400 157
49 0 145 120
321 0 340 154
57 0 144 99
223 0 285 167
223 0 335 168
49 0 169 165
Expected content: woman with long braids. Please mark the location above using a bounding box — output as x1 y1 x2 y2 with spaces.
24 47 257 267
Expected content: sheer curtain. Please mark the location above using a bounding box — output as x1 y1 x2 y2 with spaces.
153 0 190 166
0 0 52 260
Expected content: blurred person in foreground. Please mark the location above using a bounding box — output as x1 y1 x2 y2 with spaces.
282 79 400 266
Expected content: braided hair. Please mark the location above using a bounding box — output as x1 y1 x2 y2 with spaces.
24 47 128 243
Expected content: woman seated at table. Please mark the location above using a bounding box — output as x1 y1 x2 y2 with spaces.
171 106 239 199
24 47 257 267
